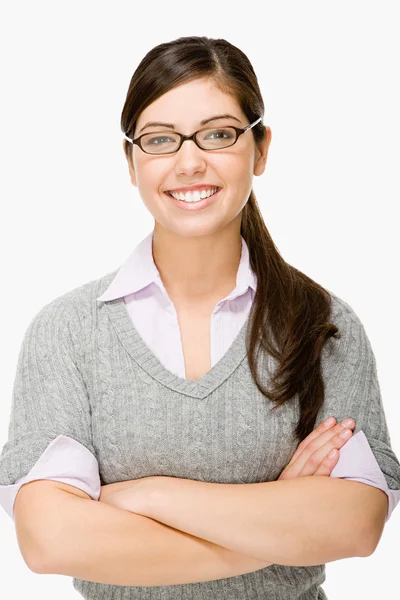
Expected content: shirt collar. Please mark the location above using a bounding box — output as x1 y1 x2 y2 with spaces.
96 231 257 302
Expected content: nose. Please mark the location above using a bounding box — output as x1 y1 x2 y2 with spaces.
174 138 207 176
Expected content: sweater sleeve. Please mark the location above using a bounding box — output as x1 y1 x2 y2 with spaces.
319 295 400 522
0 296 100 521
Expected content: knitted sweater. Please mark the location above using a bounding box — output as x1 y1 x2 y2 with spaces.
1 237 399 599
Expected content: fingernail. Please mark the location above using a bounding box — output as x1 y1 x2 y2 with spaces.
324 417 335 426
340 429 352 438
342 419 354 428
328 449 337 458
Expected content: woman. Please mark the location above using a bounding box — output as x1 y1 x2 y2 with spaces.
1 35 399 599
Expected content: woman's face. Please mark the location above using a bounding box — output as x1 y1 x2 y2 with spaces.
125 77 271 239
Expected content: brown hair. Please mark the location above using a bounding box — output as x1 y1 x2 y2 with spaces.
121 36 340 444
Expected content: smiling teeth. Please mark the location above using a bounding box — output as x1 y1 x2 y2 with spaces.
170 188 218 202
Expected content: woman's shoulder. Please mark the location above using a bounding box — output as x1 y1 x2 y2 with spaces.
322 288 374 365
63 268 119 307
326 288 365 330
25 268 120 339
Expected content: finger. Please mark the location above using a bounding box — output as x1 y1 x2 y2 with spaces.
286 420 355 476
313 448 340 476
279 446 340 480
298 428 354 477
286 417 337 466
287 417 352 469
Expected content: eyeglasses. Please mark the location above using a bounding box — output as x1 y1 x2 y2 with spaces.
124 116 263 155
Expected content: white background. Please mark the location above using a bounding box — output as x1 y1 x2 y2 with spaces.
0 1 399 598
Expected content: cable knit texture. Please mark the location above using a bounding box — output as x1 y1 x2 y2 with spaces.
1 269 400 599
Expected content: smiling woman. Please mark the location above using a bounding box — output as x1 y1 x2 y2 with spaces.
1 34 399 600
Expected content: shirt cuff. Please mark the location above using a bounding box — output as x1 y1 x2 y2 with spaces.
330 430 400 522
0 434 101 521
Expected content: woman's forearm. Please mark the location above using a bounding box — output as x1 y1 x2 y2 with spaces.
139 476 370 566
40 489 272 585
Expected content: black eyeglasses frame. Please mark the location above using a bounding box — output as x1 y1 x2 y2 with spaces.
124 116 263 155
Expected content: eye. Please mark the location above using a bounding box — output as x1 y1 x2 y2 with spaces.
148 135 175 145
205 129 233 140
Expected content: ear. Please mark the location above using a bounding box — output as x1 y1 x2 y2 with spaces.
122 139 137 187
253 126 272 176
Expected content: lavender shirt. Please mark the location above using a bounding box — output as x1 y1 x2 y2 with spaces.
1 231 399 522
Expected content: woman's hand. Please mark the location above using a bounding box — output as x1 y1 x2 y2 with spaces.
278 417 355 480
99 477 156 514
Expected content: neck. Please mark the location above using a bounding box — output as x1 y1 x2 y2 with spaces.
152 217 242 307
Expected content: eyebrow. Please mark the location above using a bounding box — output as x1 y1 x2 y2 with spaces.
137 113 242 135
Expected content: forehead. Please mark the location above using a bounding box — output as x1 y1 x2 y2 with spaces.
136 78 245 130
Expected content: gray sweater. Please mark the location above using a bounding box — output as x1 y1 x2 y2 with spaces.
1 269 400 599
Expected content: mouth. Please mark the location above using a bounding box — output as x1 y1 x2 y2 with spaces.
164 187 222 211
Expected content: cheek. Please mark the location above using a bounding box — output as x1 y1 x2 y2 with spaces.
210 154 253 182
135 163 167 196
224 158 254 195
225 150 253 173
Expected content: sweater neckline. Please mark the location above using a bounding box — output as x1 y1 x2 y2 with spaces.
104 296 251 399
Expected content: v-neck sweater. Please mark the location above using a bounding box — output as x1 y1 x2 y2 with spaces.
0 267 400 599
